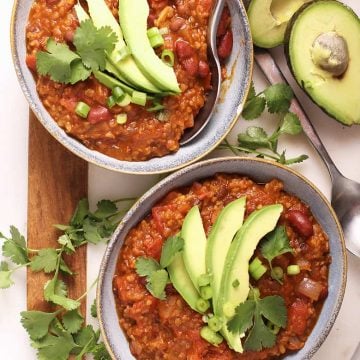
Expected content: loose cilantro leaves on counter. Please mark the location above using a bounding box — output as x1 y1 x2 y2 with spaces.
261 226 293 283
227 293 287 351
36 19 117 84
220 82 308 165
135 234 184 300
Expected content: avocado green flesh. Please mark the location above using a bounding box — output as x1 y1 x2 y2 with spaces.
206 197 246 316
119 0 180 93
287 0 360 125
167 253 202 313
93 70 134 95
85 0 162 93
218 204 283 353
182 206 207 291
248 0 309 48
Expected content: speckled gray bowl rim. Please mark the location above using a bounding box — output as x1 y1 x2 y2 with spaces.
11 0 253 174
97 156 347 360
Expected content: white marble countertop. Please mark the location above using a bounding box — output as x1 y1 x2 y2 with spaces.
0 0 359 358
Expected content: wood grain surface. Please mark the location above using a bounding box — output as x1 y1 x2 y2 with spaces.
27 112 88 315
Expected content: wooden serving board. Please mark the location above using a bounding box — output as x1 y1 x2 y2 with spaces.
27 112 88 315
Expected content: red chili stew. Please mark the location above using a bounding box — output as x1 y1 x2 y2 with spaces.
26 0 233 161
114 174 330 359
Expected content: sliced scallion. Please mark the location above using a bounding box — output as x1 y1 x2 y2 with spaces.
196 298 210 313
200 286 212 300
250 263 267 280
147 102 165 112
131 91 147 106
200 326 223 346
208 316 223 332
147 27 160 38
271 266 284 281
116 113 127 125
287 264 300 275
149 34 164 48
107 96 116 109
116 93 131 107
198 273 212 287
112 86 125 101
75 101 90 118
161 49 175 67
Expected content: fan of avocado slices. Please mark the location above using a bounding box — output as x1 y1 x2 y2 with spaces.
135 198 291 353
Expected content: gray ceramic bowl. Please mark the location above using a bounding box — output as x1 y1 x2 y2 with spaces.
11 0 253 174
98 157 347 360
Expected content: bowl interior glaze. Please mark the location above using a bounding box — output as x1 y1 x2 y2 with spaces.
11 0 253 174
98 157 346 360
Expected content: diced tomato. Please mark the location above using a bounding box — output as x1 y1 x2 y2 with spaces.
288 299 310 336
217 30 233 59
26 54 37 72
87 105 113 124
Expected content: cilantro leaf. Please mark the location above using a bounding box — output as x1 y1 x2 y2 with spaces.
93 200 118 219
30 248 59 273
247 81 256 100
264 84 293 113
0 262 14 289
1 226 29 265
160 235 184 268
62 310 84 334
238 127 272 150
135 257 161 277
58 234 75 253
92 342 112 360
261 226 293 264
146 269 168 300
73 20 117 71
244 312 276 351
279 112 302 136
242 96 266 120
83 218 102 244
20 310 59 340
44 279 80 311
284 154 309 165
91 298 97 318
70 199 89 226
227 300 255 334
73 325 99 357
259 296 287 328
36 39 89 84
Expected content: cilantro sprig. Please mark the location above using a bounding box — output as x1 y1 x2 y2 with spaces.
227 292 287 351
1 197 135 360
135 234 184 299
36 19 117 84
220 82 308 165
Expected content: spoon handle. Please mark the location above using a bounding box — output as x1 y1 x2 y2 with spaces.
254 48 342 180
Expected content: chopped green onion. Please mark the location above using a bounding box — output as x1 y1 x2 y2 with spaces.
147 102 165 112
287 264 300 275
196 298 210 313
200 286 212 300
271 266 284 281
161 49 175 67
250 263 267 280
208 316 223 332
157 111 169 122
147 27 160 38
222 302 235 318
131 91 147 106
107 96 116 109
249 257 263 273
149 34 164 48
198 273 212 287
159 27 169 35
200 326 223 346
113 45 131 62
248 287 260 300
75 101 90 118
116 113 127 125
116 93 131 107
112 86 124 101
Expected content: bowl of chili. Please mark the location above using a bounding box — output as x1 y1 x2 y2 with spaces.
97 156 346 359
11 0 253 174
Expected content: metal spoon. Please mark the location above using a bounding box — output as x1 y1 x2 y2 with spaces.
179 0 224 145
255 48 360 257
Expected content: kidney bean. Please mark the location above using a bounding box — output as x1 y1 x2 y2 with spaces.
217 30 233 59
26 54 37 72
170 17 185 32
88 105 113 124
198 60 210 78
182 56 199 77
287 209 314 238
175 39 195 60
147 13 156 27
217 7 231 38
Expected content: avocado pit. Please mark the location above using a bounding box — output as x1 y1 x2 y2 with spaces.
311 32 349 77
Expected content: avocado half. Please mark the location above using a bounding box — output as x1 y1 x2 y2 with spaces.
248 0 310 48
285 0 360 125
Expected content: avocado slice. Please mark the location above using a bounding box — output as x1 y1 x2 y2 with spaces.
181 206 207 291
167 252 203 313
118 0 181 94
285 0 360 125
85 0 162 93
248 0 310 48
218 204 283 352
93 70 134 95
206 197 246 315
